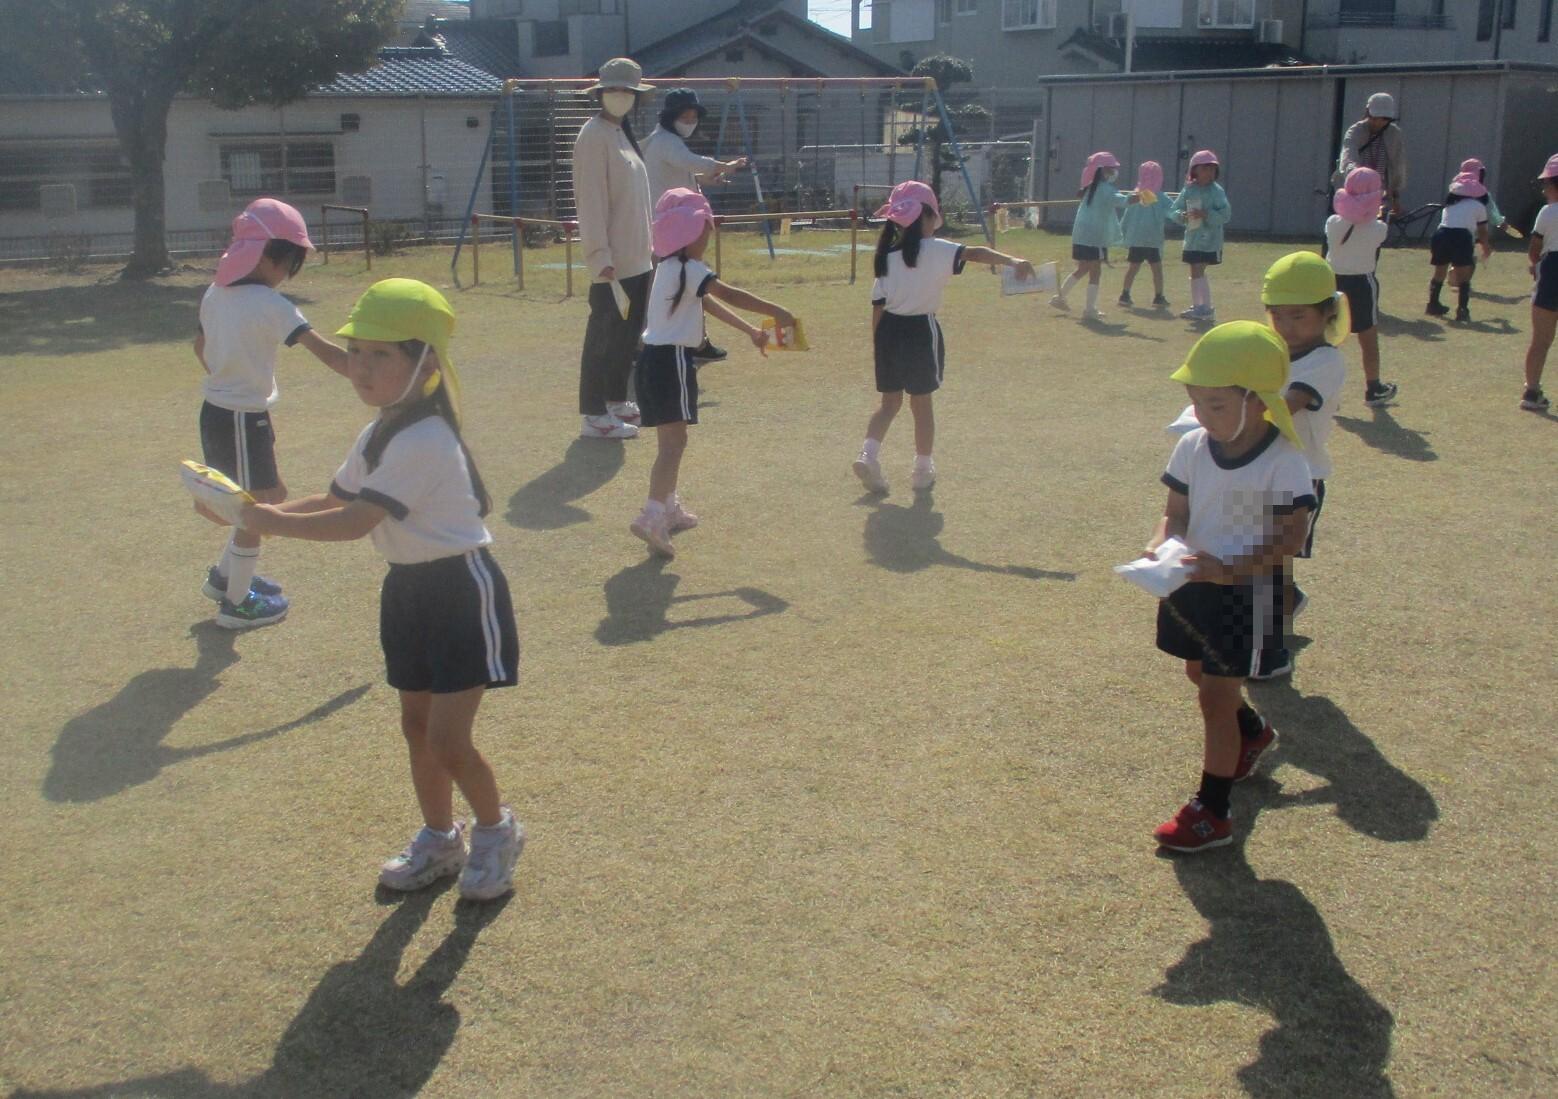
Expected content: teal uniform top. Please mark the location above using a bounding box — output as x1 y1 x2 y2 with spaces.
1170 182 1231 254
1070 181 1128 249
1120 200 1169 249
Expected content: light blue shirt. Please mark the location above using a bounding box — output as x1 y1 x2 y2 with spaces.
1170 182 1231 255
1120 201 1168 249
1070 180 1127 249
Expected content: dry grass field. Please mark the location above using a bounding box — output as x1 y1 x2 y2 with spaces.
0 228 1553 1098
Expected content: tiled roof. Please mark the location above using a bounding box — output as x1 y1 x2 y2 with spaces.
635 3 901 79
314 47 504 96
415 19 524 79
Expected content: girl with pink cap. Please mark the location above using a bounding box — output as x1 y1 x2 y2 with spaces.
1519 152 1558 412
1118 160 1171 310
853 180 1035 494
1325 166 1398 407
1051 151 1135 320
1458 158 1508 235
1168 150 1232 324
193 197 347 629
627 188 795 557
1426 171 1492 323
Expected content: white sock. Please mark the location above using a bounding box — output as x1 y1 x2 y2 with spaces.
1200 277 1213 309
861 438 881 462
643 497 666 516
1085 284 1100 312
1190 278 1205 308
914 453 934 472
1059 272 1081 297
225 542 259 602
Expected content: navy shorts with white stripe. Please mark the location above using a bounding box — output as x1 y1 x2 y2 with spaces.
380 548 520 694
199 400 280 492
874 311 945 396
635 344 699 427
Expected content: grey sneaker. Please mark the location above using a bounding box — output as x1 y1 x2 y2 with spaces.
460 809 524 901
379 823 467 892
910 462 936 491
853 454 889 493
630 509 676 557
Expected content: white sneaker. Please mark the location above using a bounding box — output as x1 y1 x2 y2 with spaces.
1049 294 1070 311
630 509 676 557
379 823 467 892
911 462 936 491
667 495 699 532
581 413 638 440
460 809 524 901
1081 307 1106 322
607 401 641 427
852 454 889 493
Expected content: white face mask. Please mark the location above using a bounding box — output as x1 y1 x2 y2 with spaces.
602 91 636 119
674 119 698 139
1102 168 1119 182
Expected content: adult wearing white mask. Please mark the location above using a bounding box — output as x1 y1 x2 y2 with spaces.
573 57 655 440
642 88 746 362
1333 92 1408 218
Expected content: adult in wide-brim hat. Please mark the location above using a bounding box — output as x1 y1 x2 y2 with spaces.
585 56 654 93
1333 91 1407 216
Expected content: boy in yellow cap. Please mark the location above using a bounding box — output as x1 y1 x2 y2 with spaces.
194 278 525 902
1143 321 1317 852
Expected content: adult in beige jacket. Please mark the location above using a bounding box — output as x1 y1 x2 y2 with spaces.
1333 92 1408 216
574 58 655 440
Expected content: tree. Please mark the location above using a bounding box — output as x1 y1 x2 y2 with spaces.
898 55 991 204
0 1 399 277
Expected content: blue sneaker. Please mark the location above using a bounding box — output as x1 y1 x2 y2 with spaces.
216 590 289 630
203 565 283 602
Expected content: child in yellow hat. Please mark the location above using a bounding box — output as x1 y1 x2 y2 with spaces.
1143 321 1317 852
195 278 524 902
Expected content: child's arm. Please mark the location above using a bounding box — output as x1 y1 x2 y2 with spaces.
240 494 387 542
706 279 794 328
702 296 769 354
1477 219 1492 259
270 493 344 515
1530 232 1544 276
194 329 207 373
872 301 884 335
295 329 349 377
1167 191 1187 225
1188 508 1311 583
961 246 1036 280
1146 488 1190 556
1202 189 1232 228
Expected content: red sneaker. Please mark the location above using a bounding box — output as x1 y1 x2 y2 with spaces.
1234 721 1277 782
1153 799 1233 853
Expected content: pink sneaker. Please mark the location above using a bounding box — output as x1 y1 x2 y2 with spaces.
1153 799 1233 853
667 496 699 532
630 510 675 558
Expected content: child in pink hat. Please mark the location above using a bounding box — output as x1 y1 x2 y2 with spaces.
1169 150 1232 324
1427 172 1492 322
1326 167 1398 406
1520 153 1558 411
627 188 796 557
1119 160 1171 310
1052 151 1134 320
1458 157 1509 234
193 197 347 628
853 180 1036 494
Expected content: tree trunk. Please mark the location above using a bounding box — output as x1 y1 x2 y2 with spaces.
109 85 176 278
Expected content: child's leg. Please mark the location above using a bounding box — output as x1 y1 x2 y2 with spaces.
1427 262 1449 311
1452 263 1475 313
222 484 284 600
1358 327 1382 386
1188 262 1206 305
908 393 935 461
423 685 503 828
1058 263 1085 299
1083 260 1104 312
1121 260 1141 293
864 390 904 450
399 689 455 832
1196 673 1246 818
648 421 689 505
1150 260 1165 298
1527 306 1557 393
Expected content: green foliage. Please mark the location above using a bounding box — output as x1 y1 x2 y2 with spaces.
368 219 411 256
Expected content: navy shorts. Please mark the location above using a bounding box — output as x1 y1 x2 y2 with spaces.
199 401 280 493
634 344 699 427
1298 479 1326 559
1182 250 1222 266
1156 580 1283 679
1072 244 1107 262
874 311 945 395
1430 227 1476 268
1127 246 1162 264
1533 252 1558 311
1336 273 1379 332
380 548 519 694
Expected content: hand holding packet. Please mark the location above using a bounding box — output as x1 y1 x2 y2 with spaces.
1114 537 1194 599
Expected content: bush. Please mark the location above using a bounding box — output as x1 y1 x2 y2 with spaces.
45 233 93 273
368 220 410 256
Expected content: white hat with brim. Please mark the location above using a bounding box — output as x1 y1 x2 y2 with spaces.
586 57 654 93
1366 92 1397 119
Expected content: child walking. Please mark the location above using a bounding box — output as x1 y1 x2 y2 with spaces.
203 279 524 900
628 188 794 557
854 181 1035 494
1119 160 1170 310
1325 167 1399 407
1459 158 1509 235
1169 150 1232 324
195 198 347 629
1144 321 1317 851
1521 154 1558 412
1051 151 1133 320
1254 252 1349 680
1427 172 1492 323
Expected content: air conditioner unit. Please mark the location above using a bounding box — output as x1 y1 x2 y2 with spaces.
1259 19 1284 44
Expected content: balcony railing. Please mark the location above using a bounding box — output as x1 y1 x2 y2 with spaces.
1306 13 1454 30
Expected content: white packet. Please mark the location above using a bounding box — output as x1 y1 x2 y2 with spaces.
1113 536 1195 599
1165 404 1201 436
1002 260 1057 296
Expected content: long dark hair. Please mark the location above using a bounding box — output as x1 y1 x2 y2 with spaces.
669 248 691 312
1077 175 1105 203
363 340 492 517
598 90 644 159
262 238 307 278
873 216 927 277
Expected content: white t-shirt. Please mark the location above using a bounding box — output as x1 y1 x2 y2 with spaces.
1533 202 1558 257
1438 198 1488 233
1324 215 1388 275
1162 426 1318 563
642 257 716 347
330 415 493 565
1285 345 1347 480
199 283 310 412
870 237 966 315
642 126 721 205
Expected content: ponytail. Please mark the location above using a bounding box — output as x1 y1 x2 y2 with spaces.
1077 176 1104 204
873 222 900 278
873 215 926 276
669 249 691 312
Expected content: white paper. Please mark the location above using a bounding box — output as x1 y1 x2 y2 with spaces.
609 279 630 319
1165 403 1201 436
1002 260 1057 296
1113 537 1194 599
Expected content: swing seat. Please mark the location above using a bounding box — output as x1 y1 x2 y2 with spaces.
1388 202 1442 244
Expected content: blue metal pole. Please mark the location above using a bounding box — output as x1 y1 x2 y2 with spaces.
914 83 929 180
734 89 776 260
934 88 992 245
450 105 498 287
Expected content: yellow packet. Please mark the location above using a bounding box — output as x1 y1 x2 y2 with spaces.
761 316 809 351
1136 189 1158 206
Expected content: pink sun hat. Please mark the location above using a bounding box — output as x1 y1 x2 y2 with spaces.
1079 151 1121 189
1539 153 1558 181
1459 157 1485 176
652 187 715 258
1448 171 1487 198
1186 149 1220 182
214 198 314 287
873 179 941 229
1333 167 1385 225
1135 160 1164 194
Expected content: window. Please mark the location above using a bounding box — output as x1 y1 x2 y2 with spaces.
1198 0 1255 27
533 19 569 57
937 0 952 23
956 0 978 13
1504 0 1519 26
1478 0 1494 38
888 0 936 41
859 0 873 32
1541 0 1553 41
1002 0 1056 30
220 142 335 196
0 141 131 211
1125 0 1183 28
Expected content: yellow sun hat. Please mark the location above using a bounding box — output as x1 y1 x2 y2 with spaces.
1170 320 1301 447
337 278 462 420
1261 250 1351 346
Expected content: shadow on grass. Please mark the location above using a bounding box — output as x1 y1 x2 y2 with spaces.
1247 683 1437 843
596 556 789 646
43 622 370 803
1470 288 1528 305
505 438 627 530
1374 313 1446 342
861 491 1077 581
11 882 509 1099
1156 777 1397 1098
1078 315 1166 341
1333 409 1437 462
0 280 206 357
